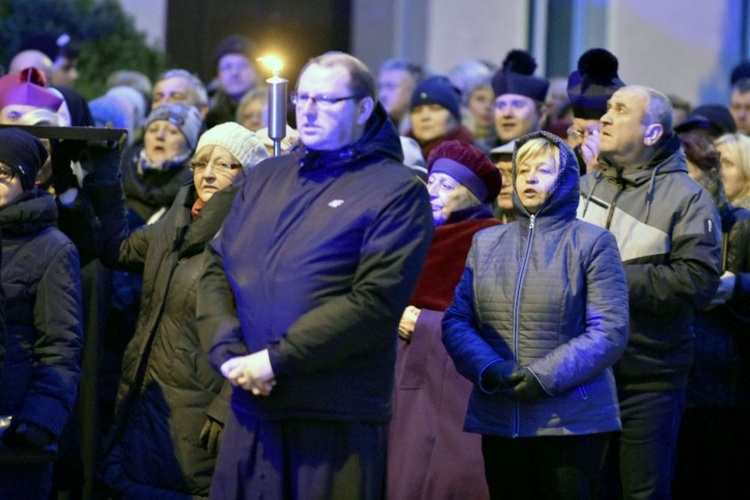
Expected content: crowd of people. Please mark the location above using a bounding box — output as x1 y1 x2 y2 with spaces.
0 29 746 500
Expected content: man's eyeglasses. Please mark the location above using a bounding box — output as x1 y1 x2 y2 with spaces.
290 92 363 109
189 159 242 176
566 126 601 141
0 163 17 182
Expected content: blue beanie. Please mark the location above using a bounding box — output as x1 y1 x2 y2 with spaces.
410 76 462 123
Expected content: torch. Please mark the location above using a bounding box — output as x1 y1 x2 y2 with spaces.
259 55 287 157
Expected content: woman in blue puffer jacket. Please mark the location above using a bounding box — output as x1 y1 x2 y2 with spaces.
442 131 629 500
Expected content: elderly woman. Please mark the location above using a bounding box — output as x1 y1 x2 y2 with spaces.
408 76 476 159
716 133 750 210
0 128 83 499
121 102 203 226
90 123 269 498
387 141 501 500
443 131 629 500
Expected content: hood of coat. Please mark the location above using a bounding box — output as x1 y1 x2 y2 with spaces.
511 130 580 225
0 188 58 236
295 102 404 175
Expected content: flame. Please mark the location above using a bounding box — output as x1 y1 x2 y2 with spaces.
258 55 283 75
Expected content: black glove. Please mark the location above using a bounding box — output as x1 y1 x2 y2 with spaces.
79 139 122 181
510 368 548 402
3 421 54 449
482 360 524 391
50 139 85 193
199 417 224 455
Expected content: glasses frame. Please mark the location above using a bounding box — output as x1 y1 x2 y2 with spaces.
290 92 363 108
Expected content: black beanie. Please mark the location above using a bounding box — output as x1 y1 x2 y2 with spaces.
214 34 258 66
0 128 49 191
491 49 549 102
731 61 750 87
567 48 625 119
410 76 462 123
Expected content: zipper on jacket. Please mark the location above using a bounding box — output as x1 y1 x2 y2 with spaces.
511 213 536 437
578 384 588 400
605 183 626 230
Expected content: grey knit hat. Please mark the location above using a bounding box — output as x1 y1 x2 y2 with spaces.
146 103 203 151
195 122 269 173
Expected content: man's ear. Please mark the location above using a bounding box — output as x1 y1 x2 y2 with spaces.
357 96 375 125
643 122 664 146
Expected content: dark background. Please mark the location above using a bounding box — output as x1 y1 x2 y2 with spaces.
166 0 352 89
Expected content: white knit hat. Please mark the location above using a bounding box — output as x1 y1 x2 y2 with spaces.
195 122 270 173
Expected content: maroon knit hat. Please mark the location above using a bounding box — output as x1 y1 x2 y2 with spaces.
427 140 501 202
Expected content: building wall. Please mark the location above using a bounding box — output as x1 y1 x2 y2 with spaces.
122 0 746 107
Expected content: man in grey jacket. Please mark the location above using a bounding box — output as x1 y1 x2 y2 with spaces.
578 85 722 499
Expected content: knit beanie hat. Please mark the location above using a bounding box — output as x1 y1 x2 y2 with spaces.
567 49 625 120
146 103 203 151
215 34 258 66
195 122 270 174
427 140 501 202
0 67 63 112
0 127 49 191
411 76 462 123
491 50 549 103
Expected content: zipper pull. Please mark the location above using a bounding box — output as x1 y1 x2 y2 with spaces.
529 214 535 230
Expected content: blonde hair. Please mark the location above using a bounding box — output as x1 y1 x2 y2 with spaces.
514 136 560 174
716 133 750 186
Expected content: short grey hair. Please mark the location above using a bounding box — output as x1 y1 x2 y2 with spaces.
157 69 208 108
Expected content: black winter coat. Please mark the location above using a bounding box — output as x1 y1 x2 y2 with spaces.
688 204 750 407
96 182 238 497
0 189 82 441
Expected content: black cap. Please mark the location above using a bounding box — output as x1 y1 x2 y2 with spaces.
674 104 737 138
731 61 750 86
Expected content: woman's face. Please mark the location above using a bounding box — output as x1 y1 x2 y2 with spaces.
427 171 472 226
515 151 559 214
718 142 749 202
0 163 24 207
238 98 267 132
192 145 245 203
144 120 190 165
411 104 456 143
468 85 495 129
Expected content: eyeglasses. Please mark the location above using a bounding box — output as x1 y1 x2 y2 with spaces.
290 92 363 109
566 126 601 140
0 164 17 182
189 159 242 176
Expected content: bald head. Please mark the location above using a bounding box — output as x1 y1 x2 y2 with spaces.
9 50 53 77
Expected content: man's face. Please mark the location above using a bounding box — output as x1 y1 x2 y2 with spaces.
494 94 542 143
153 76 196 108
730 88 750 135
410 104 455 143
295 64 369 151
599 87 649 165
218 54 256 101
378 69 416 123
50 56 78 87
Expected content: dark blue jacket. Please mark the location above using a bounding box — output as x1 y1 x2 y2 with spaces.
0 189 82 441
198 104 434 423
